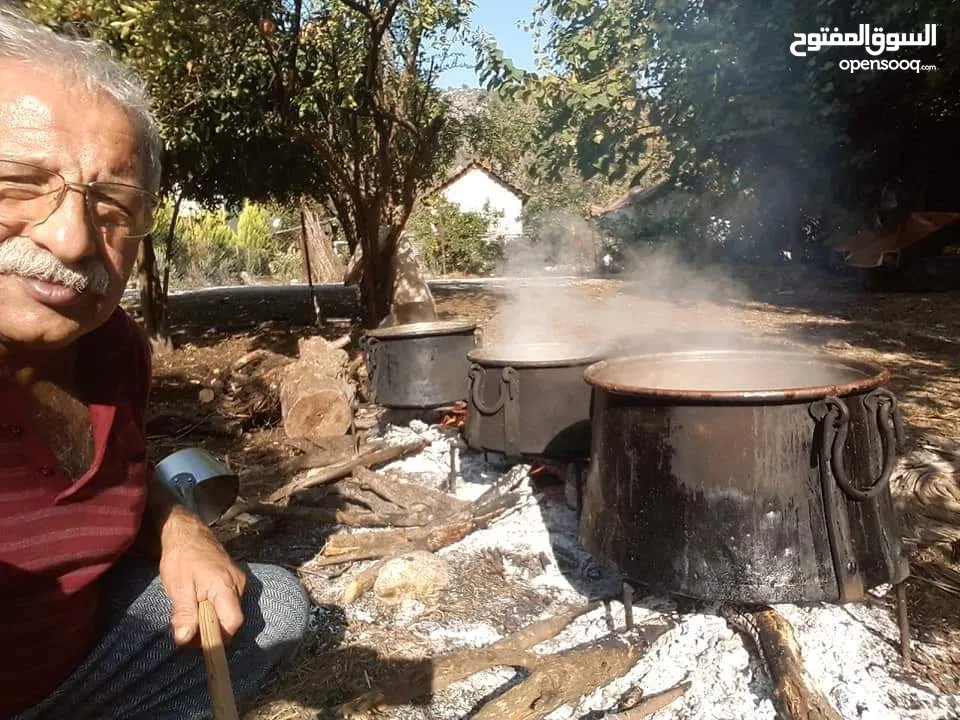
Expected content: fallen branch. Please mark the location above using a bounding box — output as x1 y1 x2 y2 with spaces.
146 410 239 438
608 681 691 719
330 478 408 515
278 437 374 475
338 612 673 719
232 348 291 372
267 438 428 503
721 605 842 720
315 489 521 567
225 500 431 528
327 464 530 607
351 467 468 515
337 602 601 715
219 439 429 525
282 436 327 455
473 463 531 511
471 630 669 720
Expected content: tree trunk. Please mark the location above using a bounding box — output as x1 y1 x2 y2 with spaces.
300 203 322 327
138 233 174 356
346 221 438 329
300 199 344 282
359 226 395 328
161 194 183 301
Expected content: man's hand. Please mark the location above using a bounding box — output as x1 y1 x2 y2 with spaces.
157 505 247 647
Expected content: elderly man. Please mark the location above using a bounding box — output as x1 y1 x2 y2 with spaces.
0 7 309 719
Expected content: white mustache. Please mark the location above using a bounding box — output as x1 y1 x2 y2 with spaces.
0 236 111 296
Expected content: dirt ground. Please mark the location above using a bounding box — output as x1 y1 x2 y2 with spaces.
133 268 960 718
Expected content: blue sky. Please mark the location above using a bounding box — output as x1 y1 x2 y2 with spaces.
437 0 540 89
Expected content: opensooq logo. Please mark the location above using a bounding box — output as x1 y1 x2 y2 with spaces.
790 24 937 57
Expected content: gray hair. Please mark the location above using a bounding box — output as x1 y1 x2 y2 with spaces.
0 3 162 194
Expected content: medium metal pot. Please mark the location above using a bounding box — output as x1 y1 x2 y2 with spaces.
579 349 910 604
361 318 479 408
464 343 603 460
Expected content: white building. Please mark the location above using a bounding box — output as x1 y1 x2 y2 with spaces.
431 161 528 241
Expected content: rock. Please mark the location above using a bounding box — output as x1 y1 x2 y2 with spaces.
373 551 450 605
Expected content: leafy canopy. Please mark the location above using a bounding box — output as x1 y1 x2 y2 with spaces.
479 0 960 255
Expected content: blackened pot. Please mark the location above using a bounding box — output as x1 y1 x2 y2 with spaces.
580 349 910 604
361 319 479 409
464 343 602 460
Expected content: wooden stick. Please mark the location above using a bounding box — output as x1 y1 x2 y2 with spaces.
267 438 429 503
330 333 352 350
229 499 432 528
351 466 467 514
623 582 634 630
198 600 240 720
895 581 912 668
313 491 521 566
721 605 841 720
608 681 691 719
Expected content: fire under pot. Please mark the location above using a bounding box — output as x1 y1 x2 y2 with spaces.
579 349 910 605
464 342 603 461
361 319 479 409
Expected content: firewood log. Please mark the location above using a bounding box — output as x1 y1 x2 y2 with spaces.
280 368 355 439
721 605 842 720
279 335 356 440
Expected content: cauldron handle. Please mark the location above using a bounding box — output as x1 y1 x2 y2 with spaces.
502 367 521 459
816 390 905 502
359 336 380 403
469 363 505 414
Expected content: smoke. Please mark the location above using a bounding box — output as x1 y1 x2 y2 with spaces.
485 209 774 368
498 210 599 278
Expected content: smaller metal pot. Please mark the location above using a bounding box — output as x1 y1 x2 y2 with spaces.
464 342 602 460
361 318 479 409
154 447 239 526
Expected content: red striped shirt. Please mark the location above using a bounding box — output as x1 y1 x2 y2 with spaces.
0 309 151 718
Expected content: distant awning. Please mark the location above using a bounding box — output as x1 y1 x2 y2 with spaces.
831 212 960 268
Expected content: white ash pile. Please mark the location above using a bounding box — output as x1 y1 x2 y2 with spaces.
300 419 959 720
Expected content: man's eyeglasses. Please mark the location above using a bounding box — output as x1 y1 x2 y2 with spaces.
0 159 159 241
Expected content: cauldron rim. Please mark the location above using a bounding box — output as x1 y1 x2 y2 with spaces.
468 342 603 368
365 318 476 339
583 349 890 402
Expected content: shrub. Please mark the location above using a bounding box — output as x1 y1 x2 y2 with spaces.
407 198 503 275
179 208 242 285
235 201 276 276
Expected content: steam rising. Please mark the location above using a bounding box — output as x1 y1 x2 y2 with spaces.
487 211 762 367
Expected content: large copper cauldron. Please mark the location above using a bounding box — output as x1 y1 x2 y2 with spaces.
579 349 910 604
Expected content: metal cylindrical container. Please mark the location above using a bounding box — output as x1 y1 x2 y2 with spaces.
580 349 910 604
464 343 602 460
154 447 239 526
361 319 479 409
